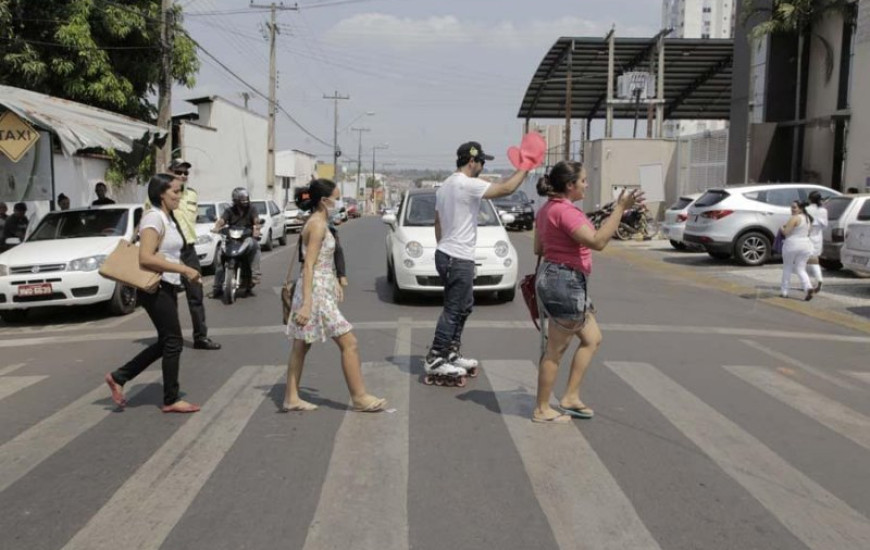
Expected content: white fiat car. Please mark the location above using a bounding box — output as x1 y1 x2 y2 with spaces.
382 189 518 303
194 201 230 272
0 204 143 323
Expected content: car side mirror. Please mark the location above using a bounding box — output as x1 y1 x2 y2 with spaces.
500 213 516 225
382 213 397 226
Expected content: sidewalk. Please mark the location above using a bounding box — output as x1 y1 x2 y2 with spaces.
600 237 870 335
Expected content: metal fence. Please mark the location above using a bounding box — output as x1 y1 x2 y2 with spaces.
675 129 729 197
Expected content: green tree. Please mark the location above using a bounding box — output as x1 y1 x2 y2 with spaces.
0 0 199 121
742 0 856 180
366 177 381 189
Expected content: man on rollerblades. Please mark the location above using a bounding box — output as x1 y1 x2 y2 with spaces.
424 135 545 386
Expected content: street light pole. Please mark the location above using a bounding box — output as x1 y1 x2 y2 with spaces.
351 127 370 201
323 91 349 178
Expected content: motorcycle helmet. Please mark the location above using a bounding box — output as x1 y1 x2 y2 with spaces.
231 187 250 208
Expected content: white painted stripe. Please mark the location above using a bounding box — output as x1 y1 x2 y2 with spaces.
0 362 26 376
62 365 282 550
0 372 161 494
607 361 870 550
302 319 411 550
485 360 661 550
0 375 47 402
725 366 870 452
843 371 870 386
741 339 859 392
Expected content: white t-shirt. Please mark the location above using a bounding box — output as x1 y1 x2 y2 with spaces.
435 172 491 261
139 209 184 285
806 204 828 243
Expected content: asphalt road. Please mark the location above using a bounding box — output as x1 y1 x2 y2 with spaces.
1 216 870 550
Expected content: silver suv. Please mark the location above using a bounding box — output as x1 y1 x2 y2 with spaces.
683 184 840 266
820 193 870 270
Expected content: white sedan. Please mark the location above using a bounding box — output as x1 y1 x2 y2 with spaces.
383 189 518 303
661 192 702 250
194 201 230 272
841 220 870 277
0 204 143 323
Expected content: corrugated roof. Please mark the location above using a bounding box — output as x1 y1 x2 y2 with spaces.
518 37 734 120
0 85 166 157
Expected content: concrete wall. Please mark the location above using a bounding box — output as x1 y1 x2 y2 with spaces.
178 97 268 203
846 0 870 191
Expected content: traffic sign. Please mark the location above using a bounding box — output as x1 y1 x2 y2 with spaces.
0 111 40 162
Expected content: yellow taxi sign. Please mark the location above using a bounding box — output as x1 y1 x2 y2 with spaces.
0 111 40 162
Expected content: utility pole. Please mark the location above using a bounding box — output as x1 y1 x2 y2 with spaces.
323 91 350 180
155 0 174 172
251 1 298 193
351 127 370 200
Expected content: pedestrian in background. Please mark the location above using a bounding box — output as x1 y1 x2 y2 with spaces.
57 193 70 211
91 182 115 205
805 191 828 294
0 202 28 252
0 202 8 236
167 158 220 350
283 179 385 413
780 201 814 301
532 161 642 424
104 173 202 413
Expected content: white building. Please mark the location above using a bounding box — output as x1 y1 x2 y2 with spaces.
275 149 317 206
663 0 736 137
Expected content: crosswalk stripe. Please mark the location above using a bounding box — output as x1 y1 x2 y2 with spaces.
62 365 282 550
0 375 47 402
0 371 161 494
725 366 870 452
485 360 661 550
302 320 412 550
0 362 26 376
741 339 858 391
606 361 870 550
842 371 870 386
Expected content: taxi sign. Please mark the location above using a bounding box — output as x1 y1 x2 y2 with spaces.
0 111 40 162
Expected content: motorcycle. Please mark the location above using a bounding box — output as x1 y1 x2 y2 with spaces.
586 202 657 240
218 226 256 304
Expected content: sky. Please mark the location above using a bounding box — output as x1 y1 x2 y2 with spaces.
177 0 663 172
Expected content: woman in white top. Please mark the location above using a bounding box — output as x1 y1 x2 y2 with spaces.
805 190 828 294
104 174 203 413
780 200 815 301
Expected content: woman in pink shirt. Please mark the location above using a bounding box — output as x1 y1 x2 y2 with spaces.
532 161 642 424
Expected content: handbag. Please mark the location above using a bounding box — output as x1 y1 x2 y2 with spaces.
773 229 785 255
520 254 542 331
99 239 163 293
281 237 304 324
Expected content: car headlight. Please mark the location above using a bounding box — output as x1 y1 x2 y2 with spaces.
196 234 213 245
0 264 7 277
405 241 423 258
68 255 107 272
494 240 509 258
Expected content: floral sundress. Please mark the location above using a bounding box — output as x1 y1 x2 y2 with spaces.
286 230 352 343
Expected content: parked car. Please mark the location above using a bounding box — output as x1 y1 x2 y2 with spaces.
683 184 841 266
332 198 348 225
344 197 360 219
820 193 870 270
284 203 307 233
841 218 870 276
382 189 518 303
251 199 286 251
661 193 702 249
492 190 535 231
194 201 230 272
0 204 144 322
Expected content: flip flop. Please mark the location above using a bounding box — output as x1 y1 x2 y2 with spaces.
352 396 387 413
560 406 594 419
281 400 319 412
104 373 126 408
532 413 572 424
161 401 201 414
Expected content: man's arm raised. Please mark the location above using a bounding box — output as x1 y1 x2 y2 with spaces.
482 170 529 199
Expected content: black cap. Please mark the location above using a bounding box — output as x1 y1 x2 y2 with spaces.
456 141 494 163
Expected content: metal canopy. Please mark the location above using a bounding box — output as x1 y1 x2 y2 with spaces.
518 37 734 121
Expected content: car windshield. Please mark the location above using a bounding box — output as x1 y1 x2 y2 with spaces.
669 197 694 210
403 194 500 227
494 191 528 204
29 209 129 241
824 197 852 221
252 201 267 215
197 204 219 223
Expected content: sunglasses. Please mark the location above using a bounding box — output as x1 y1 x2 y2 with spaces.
173 170 189 176
476 158 486 166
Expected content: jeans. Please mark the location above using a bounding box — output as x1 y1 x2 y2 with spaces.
213 239 261 292
111 282 183 406
180 245 208 341
430 250 475 356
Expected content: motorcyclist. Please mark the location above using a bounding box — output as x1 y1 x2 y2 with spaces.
210 187 262 298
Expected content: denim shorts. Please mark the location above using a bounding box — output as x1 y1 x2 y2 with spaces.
535 261 594 324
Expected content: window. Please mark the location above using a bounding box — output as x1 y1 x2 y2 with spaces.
694 190 729 207
857 200 870 222
197 204 218 223
823 197 853 221
402 194 500 227
764 188 801 207
669 197 695 210
29 209 129 241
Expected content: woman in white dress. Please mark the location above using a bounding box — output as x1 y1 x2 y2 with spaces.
283 179 386 413
780 201 815 301
805 191 828 294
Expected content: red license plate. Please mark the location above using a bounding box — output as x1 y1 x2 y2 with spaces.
18 283 52 297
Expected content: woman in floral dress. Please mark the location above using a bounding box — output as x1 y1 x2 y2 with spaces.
283 179 386 413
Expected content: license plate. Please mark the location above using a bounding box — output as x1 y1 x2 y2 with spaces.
18 283 52 297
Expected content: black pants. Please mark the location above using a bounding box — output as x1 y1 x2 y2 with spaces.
430 250 475 356
180 245 208 341
112 282 183 406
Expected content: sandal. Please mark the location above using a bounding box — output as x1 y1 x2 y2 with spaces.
281 400 319 412
560 405 594 419
531 412 572 424
161 400 201 414
105 373 126 408
352 395 387 413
